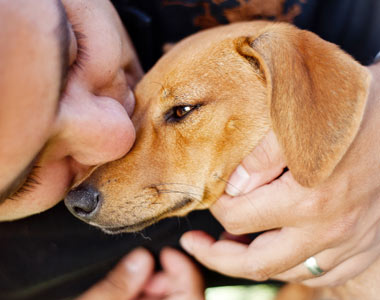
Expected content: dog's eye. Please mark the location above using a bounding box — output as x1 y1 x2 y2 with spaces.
165 104 200 123
175 106 192 118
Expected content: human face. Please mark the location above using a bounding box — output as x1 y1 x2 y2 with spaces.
0 0 142 220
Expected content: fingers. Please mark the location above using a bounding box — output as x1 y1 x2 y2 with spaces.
211 171 307 234
183 215 380 288
180 229 305 281
181 218 380 287
303 246 380 288
180 231 250 278
225 131 286 196
161 247 204 295
273 245 348 283
180 229 315 281
273 236 380 287
302 245 380 287
78 248 154 300
272 218 380 284
180 228 345 282
143 248 205 300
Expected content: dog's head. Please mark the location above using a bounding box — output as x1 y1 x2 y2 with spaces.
64 22 370 233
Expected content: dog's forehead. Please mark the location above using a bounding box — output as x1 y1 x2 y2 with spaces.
145 55 242 108
141 42 242 95
146 22 275 80
136 21 274 104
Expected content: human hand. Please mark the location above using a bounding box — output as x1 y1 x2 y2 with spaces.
180 63 380 287
142 248 205 300
77 248 154 300
78 247 204 300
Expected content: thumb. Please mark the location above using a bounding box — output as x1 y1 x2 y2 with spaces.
78 248 154 300
225 130 286 196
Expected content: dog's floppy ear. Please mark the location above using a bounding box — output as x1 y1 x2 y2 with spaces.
235 24 370 187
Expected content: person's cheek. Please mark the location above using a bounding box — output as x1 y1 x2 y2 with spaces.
0 159 73 221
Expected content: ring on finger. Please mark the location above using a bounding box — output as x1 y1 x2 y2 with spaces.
304 256 324 276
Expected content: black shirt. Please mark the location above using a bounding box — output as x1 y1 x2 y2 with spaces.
111 0 380 70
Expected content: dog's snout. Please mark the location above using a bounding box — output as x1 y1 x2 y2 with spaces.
64 185 102 220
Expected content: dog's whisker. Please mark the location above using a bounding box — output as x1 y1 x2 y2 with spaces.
133 187 208 211
158 189 203 197
183 215 193 231
160 192 207 208
148 182 205 190
189 196 209 209
175 216 182 228
158 189 208 209
135 189 203 200
145 183 217 204
138 231 152 241
157 190 203 201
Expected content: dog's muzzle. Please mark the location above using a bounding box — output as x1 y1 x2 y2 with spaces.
64 185 102 221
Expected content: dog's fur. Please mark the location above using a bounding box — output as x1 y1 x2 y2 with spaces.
70 22 373 299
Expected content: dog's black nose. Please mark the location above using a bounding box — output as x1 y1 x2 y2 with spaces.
64 185 101 220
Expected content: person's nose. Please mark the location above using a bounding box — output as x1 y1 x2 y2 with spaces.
52 87 136 166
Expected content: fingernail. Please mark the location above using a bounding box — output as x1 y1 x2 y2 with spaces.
179 236 193 254
125 248 147 273
225 165 250 196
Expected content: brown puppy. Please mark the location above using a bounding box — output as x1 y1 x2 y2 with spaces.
65 21 369 231
65 21 371 299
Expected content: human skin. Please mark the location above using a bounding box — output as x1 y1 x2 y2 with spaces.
5 0 379 292
79 247 205 300
0 0 205 298
0 0 142 220
181 62 380 287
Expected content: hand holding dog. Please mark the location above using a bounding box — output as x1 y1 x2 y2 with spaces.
78 248 204 300
181 62 380 287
